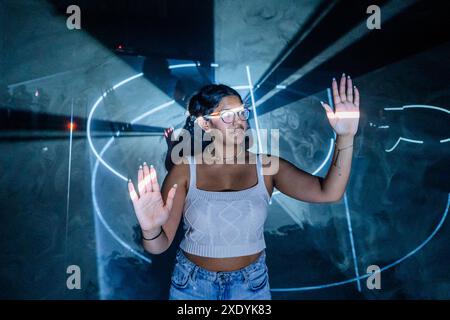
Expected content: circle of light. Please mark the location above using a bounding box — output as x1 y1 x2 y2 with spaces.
88 73 450 292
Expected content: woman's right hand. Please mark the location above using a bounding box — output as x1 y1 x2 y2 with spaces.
128 162 178 233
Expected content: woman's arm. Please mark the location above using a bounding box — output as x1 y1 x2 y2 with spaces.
269 155 341 203
269 135 354 203
320 134 354 201
269 74 360 203
128 160 188 255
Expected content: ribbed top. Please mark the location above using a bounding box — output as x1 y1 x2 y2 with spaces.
179 153 271 258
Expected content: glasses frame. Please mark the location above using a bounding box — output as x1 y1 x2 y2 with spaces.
204 105 251 124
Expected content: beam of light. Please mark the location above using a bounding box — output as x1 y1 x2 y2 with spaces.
344 192 361 292
384 104 450 114
255 1 415 107
112 72 143 90
87 74 145 182
440 138 450 143
231 85 253 90
7 67 86 89
87 94 128 182
246 66 263 157
87 73 173 182
385 137 424 153
92 137 153 264
326 111 360 119
271 193 450 292
130 100 175 124
254 1 339 100
64 98 74 263
88 74 178 268
168 63 199 69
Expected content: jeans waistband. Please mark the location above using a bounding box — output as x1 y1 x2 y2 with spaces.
176 248 267 283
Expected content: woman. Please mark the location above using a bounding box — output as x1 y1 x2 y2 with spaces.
128 75 360 300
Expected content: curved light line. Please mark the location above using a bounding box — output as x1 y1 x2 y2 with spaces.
87 73 173 181
88 74 449 292
385 137 424 153
112 73 143 90
271 193 450 292
87 97 128 181
130 100 175 124
312 138 335 175
384 105 450 114
92 137 152 264
87 73 145 182
384 104 449 145
270 138 335 198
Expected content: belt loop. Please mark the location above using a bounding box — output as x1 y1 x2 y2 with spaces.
241 268 249 284
190 265 199 282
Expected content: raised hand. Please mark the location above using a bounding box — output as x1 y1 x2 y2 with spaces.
128 162 177 232
321 73 360 137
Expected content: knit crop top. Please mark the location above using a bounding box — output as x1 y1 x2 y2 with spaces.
179 153 271 258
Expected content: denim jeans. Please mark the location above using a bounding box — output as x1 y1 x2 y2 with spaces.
169 249 272 300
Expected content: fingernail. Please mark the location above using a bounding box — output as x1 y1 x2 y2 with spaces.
128 179 131 183
320 101 324 106
332 77 336 81
150 164 154 169
347 75 351 79
173 183 178 188
342 73 345 77
143 162 147 166
139 165 142 169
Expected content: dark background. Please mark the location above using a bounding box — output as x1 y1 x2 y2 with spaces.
0 0 449 299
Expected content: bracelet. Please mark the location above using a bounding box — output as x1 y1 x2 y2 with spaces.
337 144 353 151
142 227 163 241
334 141 353 151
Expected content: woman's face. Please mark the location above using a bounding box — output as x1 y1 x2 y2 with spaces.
207 95 249 145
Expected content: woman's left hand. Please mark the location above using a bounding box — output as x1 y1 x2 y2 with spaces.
321 74 360 137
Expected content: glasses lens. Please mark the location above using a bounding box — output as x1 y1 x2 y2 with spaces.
221 111 235 123
238 109 250 120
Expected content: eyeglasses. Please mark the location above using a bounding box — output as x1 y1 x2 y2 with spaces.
204 106 251 124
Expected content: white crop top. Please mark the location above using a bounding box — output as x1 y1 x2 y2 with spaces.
179 153 271 258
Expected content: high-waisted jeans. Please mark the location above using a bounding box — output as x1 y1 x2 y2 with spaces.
169 248 272 300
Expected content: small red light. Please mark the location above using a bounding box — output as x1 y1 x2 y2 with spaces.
67 122 76 131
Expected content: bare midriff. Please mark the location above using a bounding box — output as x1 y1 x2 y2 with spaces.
183 250 262 272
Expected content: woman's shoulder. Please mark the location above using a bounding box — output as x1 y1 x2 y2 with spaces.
167 155 190 178
255 152 281 176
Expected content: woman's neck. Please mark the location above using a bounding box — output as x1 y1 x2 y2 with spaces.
204 141 245 163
